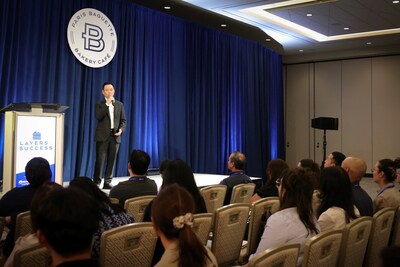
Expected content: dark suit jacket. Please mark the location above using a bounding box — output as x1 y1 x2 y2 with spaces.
95 99 126 143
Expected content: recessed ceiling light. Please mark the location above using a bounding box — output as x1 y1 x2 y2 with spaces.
393 1 399 4
366 42 372 45
344 27 349 30
266 38 271 41
164 6 171 10
299 49 304 52
221 24 227 27
306 13 312 17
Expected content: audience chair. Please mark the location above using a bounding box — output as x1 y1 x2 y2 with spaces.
124 195 156 222
364 207 396 267
230 183 256 204
337 216 373 267
109 197 119 205
15 211 33 241
100 222 157 267
14 243 51 267
211 203 250 266
390 206 400 246
200 185 227 213
248 243 300 267
192 213 213 245
301 229 343 267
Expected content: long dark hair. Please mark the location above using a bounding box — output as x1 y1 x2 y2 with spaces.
279 168 319 235
378 159 396 183
317 167 358 222
152 184 213 267
266 159 288 185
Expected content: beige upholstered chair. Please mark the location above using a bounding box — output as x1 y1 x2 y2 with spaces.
124 195 156 222
230 183 256 204
100 222 157 267
337 216 373 267
245 197 280 258
390 206 400 246
192 213 213 245
211 203 250 266
15 211 33 241
364 207 395 267
248 243 300 267
14 243 51 267
301 229 343 267
109 197 119 205
200 185 227 213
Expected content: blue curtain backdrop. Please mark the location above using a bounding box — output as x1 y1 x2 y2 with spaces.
0 0 284 182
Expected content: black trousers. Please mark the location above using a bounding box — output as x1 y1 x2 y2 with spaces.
93 134 120 184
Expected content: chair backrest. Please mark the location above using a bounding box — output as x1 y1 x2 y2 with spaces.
248 243 300 267
14 243 51 267
337 216 373 267
364 207 396 267
390 206 400 246
124 195 156 222
15 211 33 241
100 222 157 267
211 203 250 266
247 197 280 257
192 213 213 245
200 185 227 213
301 229 343 267
230 183 256 204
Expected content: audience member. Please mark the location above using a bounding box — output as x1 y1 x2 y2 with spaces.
379 245 400 267
4 182 62 267
69 177 134 258
323 151 346 168
342 157 373 216
249 159 288 204
250 168 320 265
394 157 400 185
36 188 101 266
317 167 359 232
372 159 400 211
109 149 157 205
0 157 52 257
298 159 320 190
143 159 207 266
220 151 253 205
151 184 218 267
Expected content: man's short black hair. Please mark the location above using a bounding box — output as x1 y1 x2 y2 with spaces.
36 188 100 257
129 150 151 175
25 157 52 187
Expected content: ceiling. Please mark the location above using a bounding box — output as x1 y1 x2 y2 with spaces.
131 0 400 63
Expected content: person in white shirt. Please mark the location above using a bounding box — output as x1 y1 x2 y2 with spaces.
250 168 320 265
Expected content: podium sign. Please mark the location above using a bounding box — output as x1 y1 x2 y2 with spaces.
1 103 68 194
15 115 57 187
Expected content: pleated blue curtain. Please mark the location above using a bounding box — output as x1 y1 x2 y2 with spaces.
0 0 284 182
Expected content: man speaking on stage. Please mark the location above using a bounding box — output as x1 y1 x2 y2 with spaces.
93 82 126 189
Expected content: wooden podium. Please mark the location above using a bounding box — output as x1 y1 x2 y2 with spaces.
1 103 68 195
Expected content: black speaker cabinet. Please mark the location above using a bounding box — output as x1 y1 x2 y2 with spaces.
311 117 339 130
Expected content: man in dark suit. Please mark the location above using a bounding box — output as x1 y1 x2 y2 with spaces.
93 82 126 189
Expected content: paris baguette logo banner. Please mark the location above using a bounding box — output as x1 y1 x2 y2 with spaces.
67 8 117 68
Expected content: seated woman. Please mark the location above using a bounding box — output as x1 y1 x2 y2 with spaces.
249 159 288 204
250 168 320 265
68 177 134 258
373 159 400 211
317 167 359 232
151 184 217 267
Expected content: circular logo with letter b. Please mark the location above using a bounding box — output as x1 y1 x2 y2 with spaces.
67 8 117 68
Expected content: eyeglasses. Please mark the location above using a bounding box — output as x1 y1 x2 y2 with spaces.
276 178 282 188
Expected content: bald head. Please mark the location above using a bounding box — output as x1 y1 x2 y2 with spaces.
342 157 367 183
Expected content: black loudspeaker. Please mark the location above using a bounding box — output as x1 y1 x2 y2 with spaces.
311 117 339 130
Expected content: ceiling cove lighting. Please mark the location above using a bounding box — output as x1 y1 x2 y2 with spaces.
240 0 400 42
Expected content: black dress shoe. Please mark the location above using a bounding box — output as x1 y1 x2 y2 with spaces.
102 183 113 190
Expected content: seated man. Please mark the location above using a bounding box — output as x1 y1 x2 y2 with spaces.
109 149 158 206
36 188 101 267
220 151 253 205
342 156 373 216
0 157 52 257
323 151 346 168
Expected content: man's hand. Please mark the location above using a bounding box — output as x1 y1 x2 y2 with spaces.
114 129 122 136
